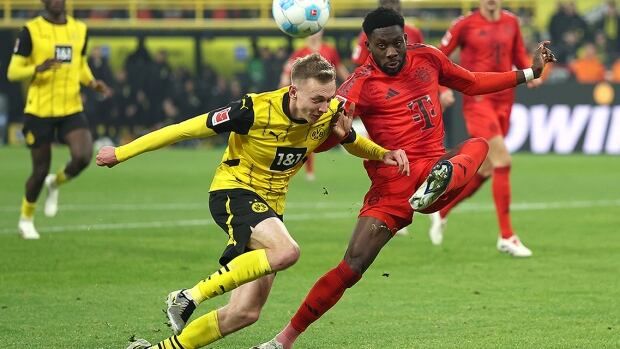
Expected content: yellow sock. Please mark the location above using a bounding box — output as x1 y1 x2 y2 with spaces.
20 197 36 219
189 249 272 304
55 168 69 186
178 310 222 348
149 311 221 349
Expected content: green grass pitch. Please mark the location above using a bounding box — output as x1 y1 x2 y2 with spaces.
1 146 619 348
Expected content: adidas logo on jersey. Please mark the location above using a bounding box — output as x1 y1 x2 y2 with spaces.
385 88 400 99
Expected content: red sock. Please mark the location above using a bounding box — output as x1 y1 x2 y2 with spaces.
439 173 487 218
288 261 361 335
445 138 488 192
493 166 513 238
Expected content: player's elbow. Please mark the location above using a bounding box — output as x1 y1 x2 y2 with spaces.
6 67 21 82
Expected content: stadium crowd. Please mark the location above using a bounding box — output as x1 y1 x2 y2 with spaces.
4 0 620 144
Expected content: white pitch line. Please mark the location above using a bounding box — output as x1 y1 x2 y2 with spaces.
1 199 619 235
0 211 357 234
0 201 358 213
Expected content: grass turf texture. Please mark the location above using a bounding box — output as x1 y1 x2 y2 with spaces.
1 146 619 348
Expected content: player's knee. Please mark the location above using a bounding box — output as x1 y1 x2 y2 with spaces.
31 164 49 181
75 153 92 169
236 308 261 327
270 242 300 271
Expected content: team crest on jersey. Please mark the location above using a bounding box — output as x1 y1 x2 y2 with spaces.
251 201 269 213
414 67 431 83
310 127 326 141
212 107 231 126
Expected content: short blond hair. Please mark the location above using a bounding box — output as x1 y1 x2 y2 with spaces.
290 53 336 84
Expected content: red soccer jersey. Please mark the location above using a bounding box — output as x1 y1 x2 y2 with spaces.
282 44 342 76
439 10 530 102
352 24 424 66
336 44 518 161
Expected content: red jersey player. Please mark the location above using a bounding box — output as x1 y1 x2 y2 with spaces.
280 30 350 181
253 7 555 349
432 0 541 256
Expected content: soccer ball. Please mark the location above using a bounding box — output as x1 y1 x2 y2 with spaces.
272 0 331 38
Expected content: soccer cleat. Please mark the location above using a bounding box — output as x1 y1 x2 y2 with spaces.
497 235 532 257
251 338 285 349
395 227 409 236
428 212 447 246
409 160 453 211
165 289 197 335
43 174 59 217
126 338 152 349
18 217 40 240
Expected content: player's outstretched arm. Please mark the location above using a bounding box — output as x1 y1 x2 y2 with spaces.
441 41 556 96
98 114 216 165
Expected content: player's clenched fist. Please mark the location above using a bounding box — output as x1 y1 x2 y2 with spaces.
96 145 119 168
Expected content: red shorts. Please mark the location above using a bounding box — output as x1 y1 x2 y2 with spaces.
359 158 440 232
463 99 513 140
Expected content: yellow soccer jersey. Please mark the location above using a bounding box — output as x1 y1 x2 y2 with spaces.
115 87 388 215
208 87 339 214
7 16 94 117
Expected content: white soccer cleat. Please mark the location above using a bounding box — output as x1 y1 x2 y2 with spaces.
409 160 453 211
251 338 284 349
166 289 197 335
497 235 532 257
395 227 409 236
126 338 152 349
428 212 447 246
18 217 40 240
43 174 59 217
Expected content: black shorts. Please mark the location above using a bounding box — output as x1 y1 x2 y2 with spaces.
22 113 89 148
209 189 282 266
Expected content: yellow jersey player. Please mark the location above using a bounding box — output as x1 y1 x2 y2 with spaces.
96 53 409 349
7 0 111 239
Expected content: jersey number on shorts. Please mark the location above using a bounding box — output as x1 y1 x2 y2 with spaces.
270 147 307 171
407 95 436 130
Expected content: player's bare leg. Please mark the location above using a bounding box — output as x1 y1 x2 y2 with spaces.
255 216 393 349
18 144 52 239
43 128 93 217
166 217 300 335
486 135 532 257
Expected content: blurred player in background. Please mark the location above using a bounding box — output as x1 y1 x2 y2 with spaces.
7 0 110 239
253 7 555 349
280 30 350 181
433 0 542 256
97 54 408 349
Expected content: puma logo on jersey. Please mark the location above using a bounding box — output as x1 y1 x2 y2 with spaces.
240 98 249 110
269 131 282 141
385 88 400 99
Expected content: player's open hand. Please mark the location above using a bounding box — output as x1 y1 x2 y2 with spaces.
35 58 60 73
330 100 355 140
91 79 112 99
382 149 409 176
532 41 557 78
96 145 120 168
